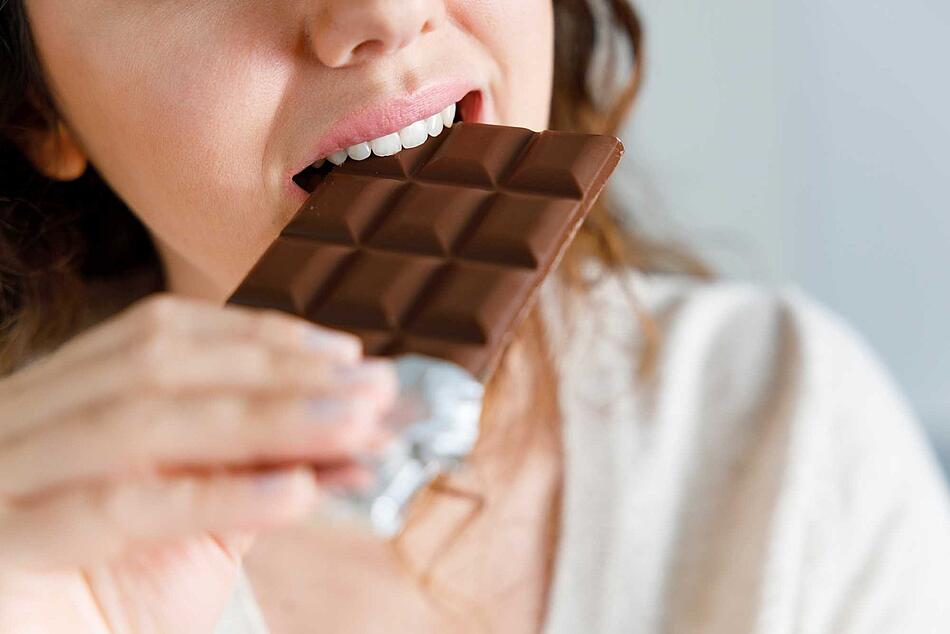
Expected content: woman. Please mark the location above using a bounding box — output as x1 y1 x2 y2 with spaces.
1 0 948 632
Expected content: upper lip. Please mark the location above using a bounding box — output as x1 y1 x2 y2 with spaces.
288 80 477 178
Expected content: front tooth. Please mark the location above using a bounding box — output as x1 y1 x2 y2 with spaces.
441 103 456 128
425 113 444 137
346 141 371 161
327 149 348 165
331 110 452 164
370 132 402 157
399 120 428 149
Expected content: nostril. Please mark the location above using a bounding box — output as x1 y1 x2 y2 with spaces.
352 39 386 61
421 20 435 34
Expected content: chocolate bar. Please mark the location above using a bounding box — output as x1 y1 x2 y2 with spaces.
229 122 623 381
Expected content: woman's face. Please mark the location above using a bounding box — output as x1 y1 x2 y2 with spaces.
24 0 555 300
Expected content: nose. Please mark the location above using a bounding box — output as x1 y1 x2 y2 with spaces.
309 0 446 68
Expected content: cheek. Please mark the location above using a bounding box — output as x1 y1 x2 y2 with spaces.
458 0 554 129
30 2 298 279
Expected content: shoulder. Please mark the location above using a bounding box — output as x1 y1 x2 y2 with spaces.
644 271 947 484
541 266 950 632
631 271 937 463
557 266 917 421
593 267 948 509
544 265 884 420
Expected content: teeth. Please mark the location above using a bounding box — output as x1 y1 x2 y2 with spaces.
312 158 325 168
317 102 460 167
425 113 444 137
346 141 371 161
398 120 428 149
327 149 348 166
369 132 402 157
441 103 456 128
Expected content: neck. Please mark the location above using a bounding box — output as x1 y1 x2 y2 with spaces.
396 305 565 627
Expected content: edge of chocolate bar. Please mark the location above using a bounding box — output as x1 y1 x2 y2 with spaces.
476 132 624 381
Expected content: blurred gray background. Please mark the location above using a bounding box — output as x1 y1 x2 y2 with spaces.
616 0 950 477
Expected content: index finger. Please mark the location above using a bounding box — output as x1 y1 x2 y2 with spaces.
17 294 362 388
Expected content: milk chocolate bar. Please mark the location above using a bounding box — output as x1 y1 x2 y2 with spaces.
229 122 623 381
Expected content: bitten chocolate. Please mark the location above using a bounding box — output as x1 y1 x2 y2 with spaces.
229 122 623 381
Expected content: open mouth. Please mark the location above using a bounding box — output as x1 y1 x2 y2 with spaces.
292 90 481 194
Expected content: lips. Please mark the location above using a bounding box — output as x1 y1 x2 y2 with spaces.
292 90 484 193
289 84 480 175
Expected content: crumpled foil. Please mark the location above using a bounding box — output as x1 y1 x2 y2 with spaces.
311 354 484 537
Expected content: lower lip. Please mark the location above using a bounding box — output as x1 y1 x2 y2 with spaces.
284 90 486 204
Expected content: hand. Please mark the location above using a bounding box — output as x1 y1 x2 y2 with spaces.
0 294 397 633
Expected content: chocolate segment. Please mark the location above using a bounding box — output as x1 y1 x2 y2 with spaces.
229 122 623 381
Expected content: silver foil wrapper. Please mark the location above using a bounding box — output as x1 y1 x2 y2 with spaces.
311 354 484 537
215 355 484 634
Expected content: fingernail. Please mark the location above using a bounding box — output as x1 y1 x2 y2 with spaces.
304 328 361 358
306 398 349 423
333 360 389 386
307 397 375 424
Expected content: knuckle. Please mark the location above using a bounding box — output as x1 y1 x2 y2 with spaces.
259 312 363 358
328 329 364 356
132 330 175 365
226 305 285 340
255 311 296 338
136 294 182 330
309 324 365 354
129 334 179 391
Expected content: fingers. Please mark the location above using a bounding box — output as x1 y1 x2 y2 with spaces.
1 339 396 444
0 466 321 572
46 294 362 375
0 293 403 576
0 294 364 434
206 464 375 560
0 393 393 499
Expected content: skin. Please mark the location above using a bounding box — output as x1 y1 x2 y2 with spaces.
1 0 561 631
20 0 554 301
